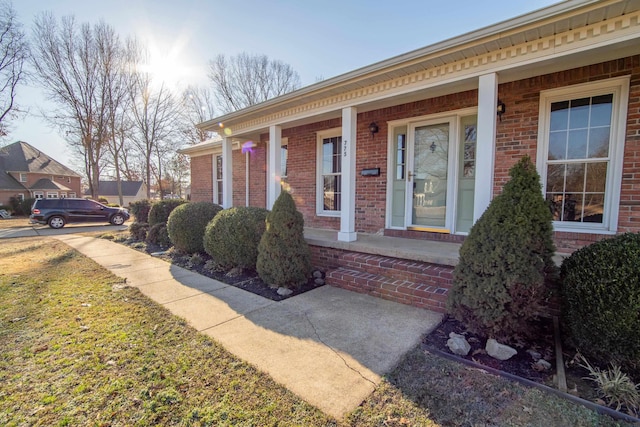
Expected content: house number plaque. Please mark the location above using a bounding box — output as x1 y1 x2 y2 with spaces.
343 139 348 157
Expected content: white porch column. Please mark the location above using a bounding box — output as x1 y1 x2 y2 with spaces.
474 73 499 221
338 107 357 242
222 137 233 209
267 125 282 209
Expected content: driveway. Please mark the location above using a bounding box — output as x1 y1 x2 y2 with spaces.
0 223 128 239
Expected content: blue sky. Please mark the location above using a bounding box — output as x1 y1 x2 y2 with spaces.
11 0 559 170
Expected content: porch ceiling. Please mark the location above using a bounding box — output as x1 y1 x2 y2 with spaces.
198 0 640 139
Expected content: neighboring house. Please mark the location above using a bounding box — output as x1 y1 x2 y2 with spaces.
0 141 82 206
180 0 640 312
84 181 147 206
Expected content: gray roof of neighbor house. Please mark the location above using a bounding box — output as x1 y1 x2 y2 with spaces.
30 178 72 191
0 141 80 177
84 181 144 197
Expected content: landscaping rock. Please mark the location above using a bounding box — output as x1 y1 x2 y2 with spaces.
486 338 517 360
533 359 552 371
277 287 293 296
526 349 542 361
446 332 471 356
314 278 325 286
226 267 244 278
312 270 324 279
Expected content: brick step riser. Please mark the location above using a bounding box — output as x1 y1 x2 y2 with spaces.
326 267 450 313
340 253 454 284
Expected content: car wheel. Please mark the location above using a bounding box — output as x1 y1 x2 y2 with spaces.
110 214 125 225
48 216 65 229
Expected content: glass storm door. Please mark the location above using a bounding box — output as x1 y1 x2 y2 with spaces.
406 122 451 229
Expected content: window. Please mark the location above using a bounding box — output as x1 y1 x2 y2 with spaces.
17 193 24 201
538 77 629 233
281 144 288 178
19 173 27 182
69 192 76 198
317 130 342 215
214 154 223 205
34 192 43 199
47 192 59 199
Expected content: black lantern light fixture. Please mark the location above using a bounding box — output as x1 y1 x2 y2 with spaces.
368 122 379 137
430 141 437 153
497 100 506 121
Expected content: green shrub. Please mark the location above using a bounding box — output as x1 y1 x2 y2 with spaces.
9 197 35 216
167 202 223 253
257 191 311 289
129 222 149 241
129 200 152 223
447 155 556 341
98 197 109 204
146 223 170 248
561 233 640 379
148 199 187 227
203 206 269 270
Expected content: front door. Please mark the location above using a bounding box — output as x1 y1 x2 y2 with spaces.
406 120 452 230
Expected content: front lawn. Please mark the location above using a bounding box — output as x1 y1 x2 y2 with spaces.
0 237 632 426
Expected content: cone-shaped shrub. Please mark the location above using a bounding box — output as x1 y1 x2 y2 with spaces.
447 155 556 341
203 206 269 269
257 191 311 289
167 202 223 253
561 232 640 378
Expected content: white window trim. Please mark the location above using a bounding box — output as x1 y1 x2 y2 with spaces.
536 76 630 234
213 153 223 206
19 173 27 182
47 192 59 199
34 191 44 199
316 127 342 217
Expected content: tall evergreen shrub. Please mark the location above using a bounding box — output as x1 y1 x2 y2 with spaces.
447 155 556 340
257 191 311 289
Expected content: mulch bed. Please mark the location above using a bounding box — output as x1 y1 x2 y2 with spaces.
423 316 556 384
131 240 323 302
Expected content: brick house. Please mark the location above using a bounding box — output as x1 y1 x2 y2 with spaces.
180 0 640 312
0 141 82 206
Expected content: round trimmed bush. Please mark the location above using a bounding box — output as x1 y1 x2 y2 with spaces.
203 207 269 270
129 199 151 223
167 202 223 253
148 199 187 227
561 232 640 377
146 223 170 248
129 222 149 241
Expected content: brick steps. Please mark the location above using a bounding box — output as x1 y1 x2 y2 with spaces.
327 267 449 312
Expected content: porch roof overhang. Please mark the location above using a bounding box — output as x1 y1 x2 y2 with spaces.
195 0 640 143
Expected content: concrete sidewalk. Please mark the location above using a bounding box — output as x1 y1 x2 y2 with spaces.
54 234 442 419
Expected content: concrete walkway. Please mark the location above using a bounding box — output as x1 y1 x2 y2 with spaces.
54 234 442 419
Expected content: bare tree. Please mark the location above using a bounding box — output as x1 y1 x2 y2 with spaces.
130 73 182 199
0 1 28 139
30 14 125 198
181 85 217 144
208 52 300 113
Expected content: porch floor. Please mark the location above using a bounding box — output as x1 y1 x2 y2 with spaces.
304 228 460 267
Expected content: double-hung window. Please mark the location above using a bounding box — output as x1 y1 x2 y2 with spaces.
537 77 629 233
214 154 223 206
317 129 342 215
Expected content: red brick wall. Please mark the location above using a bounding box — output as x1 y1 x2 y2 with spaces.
495 56 640 252
189 154 213 203
223 55 640 253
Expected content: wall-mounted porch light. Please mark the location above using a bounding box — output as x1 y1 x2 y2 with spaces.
368 122 379 138
497 100 506 121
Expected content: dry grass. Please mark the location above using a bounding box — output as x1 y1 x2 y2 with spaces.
0 237 634 427
0 216 32 229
